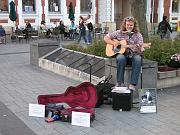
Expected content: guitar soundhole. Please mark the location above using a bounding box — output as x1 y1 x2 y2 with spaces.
113 45 121 53
117 45 121 49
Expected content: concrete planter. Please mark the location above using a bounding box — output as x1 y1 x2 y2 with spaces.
39 48 106 84
157 67 180 89
37 47 180 89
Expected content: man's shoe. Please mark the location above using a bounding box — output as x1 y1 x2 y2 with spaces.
128 84 136 91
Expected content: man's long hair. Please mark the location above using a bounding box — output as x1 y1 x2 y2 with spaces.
120 17 140 33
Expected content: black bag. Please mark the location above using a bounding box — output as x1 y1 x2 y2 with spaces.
168 53 180 68
168 60 180 68
87 22 93 31
95 75 114 108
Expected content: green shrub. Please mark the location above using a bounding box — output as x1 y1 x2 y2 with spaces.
64 44 87 53
144 37 180 65
64 40 107 58
86 40 106 57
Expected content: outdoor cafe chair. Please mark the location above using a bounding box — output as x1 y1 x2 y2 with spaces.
15 29 25 43
94 27 102 39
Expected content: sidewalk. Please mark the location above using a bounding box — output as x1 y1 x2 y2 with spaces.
0 41 180 135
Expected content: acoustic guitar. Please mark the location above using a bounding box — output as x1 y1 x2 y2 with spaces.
106 40 151 57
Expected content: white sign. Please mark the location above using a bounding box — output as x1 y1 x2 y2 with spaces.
29 104 45 117
71 111 90 127
140 106 157 113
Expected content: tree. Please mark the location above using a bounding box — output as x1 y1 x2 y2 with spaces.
130 0 149 41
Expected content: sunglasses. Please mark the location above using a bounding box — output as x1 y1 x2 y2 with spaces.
125 16 135 21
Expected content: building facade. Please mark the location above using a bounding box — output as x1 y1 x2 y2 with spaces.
0 0 180 30
0 0 97 29
146 0 180 23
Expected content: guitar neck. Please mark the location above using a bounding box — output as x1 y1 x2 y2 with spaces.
119 44 131 48
119 44 150 49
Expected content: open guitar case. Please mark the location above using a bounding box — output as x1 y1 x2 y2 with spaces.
38 63 97 122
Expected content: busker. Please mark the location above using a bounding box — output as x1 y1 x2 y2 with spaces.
104 16 150 92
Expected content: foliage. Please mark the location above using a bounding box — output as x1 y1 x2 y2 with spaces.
65 38 180 66
143 37 180 65
86 40 106 57
65 40 107 58
64 44 87 53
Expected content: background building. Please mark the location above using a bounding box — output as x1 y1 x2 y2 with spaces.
0 0 96 30
0 0 180 31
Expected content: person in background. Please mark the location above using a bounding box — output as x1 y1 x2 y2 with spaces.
0 25 6 44
40 21 47 32
25 20 32 30
77 16 87 44
51 21 57 28
85 15 93 44
14 22 19 31
40 21 51 38
69 20 77 40
104 16 145 91
58 21 68 38
157 16 172 39
23 20 32 39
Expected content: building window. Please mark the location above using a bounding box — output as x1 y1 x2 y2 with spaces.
172 0 179 13
0 0 8 13
80 0 92 13
22 0 36 13
48 0 61 13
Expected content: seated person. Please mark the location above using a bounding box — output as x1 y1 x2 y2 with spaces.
40 21 47 32
0 25 6 43
40 21 50 37
51 21 57 29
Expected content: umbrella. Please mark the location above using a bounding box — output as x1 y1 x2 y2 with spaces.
9 1 17 22
68 2 75 21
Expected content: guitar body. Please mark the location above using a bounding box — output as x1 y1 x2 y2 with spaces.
106 40 127 57
106 39 151 57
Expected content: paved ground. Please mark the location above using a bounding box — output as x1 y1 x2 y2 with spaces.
0 40 180 135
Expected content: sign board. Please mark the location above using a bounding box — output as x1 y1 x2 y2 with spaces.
139 88 157 113
29 104 45 117
71 111 90 127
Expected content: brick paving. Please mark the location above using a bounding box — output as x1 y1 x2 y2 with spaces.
0 41 180 135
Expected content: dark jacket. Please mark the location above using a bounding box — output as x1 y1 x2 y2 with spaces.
0 27 6 37
157 20 172 34
25 23 32 30
79 21 86 34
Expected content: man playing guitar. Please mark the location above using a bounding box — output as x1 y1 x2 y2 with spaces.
104 16 150 91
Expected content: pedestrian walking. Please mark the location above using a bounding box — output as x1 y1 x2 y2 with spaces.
157 16 172 39
77 16 87 44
